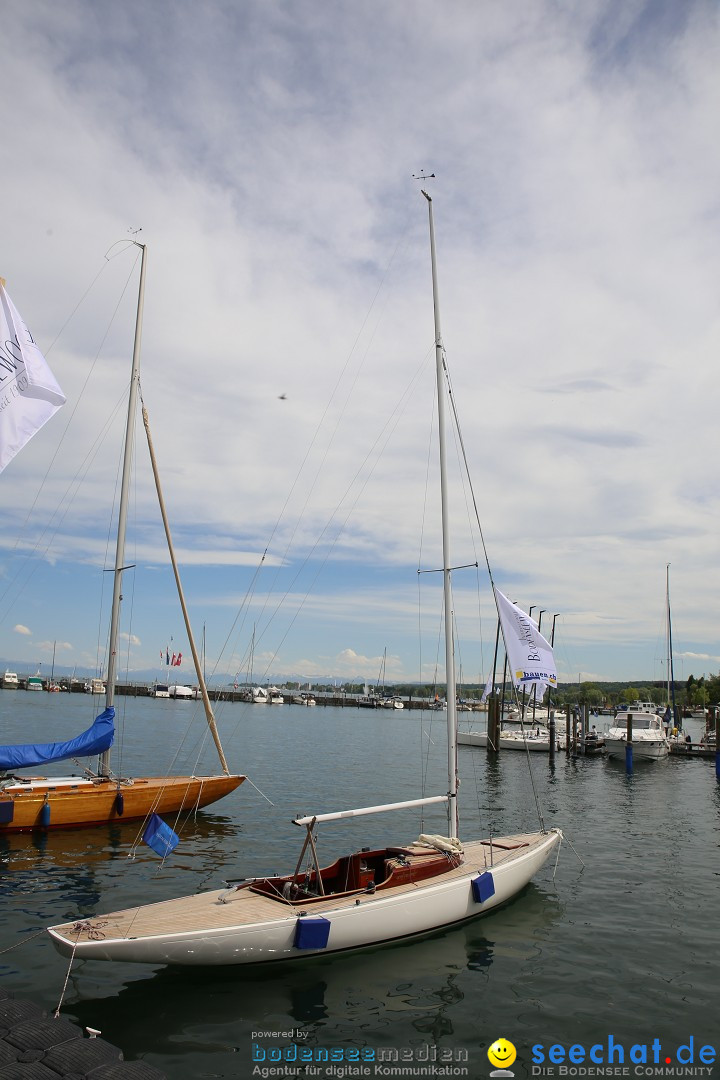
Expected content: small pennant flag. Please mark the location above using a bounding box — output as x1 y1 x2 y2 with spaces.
142 813 179 858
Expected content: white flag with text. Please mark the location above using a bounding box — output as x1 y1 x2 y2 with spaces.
0 283 65 473
494 587 557 694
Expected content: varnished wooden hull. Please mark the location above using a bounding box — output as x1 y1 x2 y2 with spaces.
0 774 244 832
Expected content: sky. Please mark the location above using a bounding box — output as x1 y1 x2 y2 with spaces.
1 0 719 689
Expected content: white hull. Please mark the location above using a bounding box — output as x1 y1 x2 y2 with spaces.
168 685 193 699
605 737 669 760
458 731 551 751
605 707 669 760
48 830 561 966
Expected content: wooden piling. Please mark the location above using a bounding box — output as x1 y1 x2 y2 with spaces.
625 713 634 774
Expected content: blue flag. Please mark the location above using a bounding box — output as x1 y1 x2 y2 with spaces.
142 813 180 858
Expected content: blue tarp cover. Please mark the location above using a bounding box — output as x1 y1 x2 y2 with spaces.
0 707 115 770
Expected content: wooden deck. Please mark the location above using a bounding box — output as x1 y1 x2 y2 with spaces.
51 833 544 944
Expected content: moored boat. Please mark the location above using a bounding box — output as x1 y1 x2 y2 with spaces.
604 704 669 761
168 685 193 699
0 244 243 832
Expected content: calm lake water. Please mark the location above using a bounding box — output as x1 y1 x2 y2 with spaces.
0 693 717 1079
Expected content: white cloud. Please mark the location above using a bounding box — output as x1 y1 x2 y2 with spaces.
0 2 718 682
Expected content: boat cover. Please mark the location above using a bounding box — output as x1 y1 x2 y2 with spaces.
0 706 115 770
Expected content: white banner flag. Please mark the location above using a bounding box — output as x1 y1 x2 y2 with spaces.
480 672 493 704
494 587 557 693
0 282 65 473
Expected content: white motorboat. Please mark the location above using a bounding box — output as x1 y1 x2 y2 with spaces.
168 685 193 699
48 190 562 967
2 672 19 689
604 704 669 761
84 677 106 695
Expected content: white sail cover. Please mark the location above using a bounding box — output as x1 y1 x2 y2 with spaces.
0 283 65 473
494 587 557 694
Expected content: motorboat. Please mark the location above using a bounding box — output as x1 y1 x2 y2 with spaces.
604 705 669 761
168 685 193 699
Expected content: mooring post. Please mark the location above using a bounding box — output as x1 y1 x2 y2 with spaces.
625 713 634 774
715 714 719 782
549 709 556 759
487 695 499 752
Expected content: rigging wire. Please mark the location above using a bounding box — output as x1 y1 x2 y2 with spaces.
0 250 142 633
439 348 549 831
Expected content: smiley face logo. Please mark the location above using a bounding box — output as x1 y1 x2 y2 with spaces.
488 1038 517 1071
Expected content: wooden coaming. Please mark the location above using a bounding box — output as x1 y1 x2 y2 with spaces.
248 845 463 905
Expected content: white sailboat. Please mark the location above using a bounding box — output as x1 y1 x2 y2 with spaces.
48 192 562 966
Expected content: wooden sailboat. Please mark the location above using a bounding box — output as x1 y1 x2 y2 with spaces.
48 194 560 965
0 243 244 831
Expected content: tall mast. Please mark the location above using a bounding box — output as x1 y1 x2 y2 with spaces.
666 563 677 725
99 241 147 777
422 190 458 839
